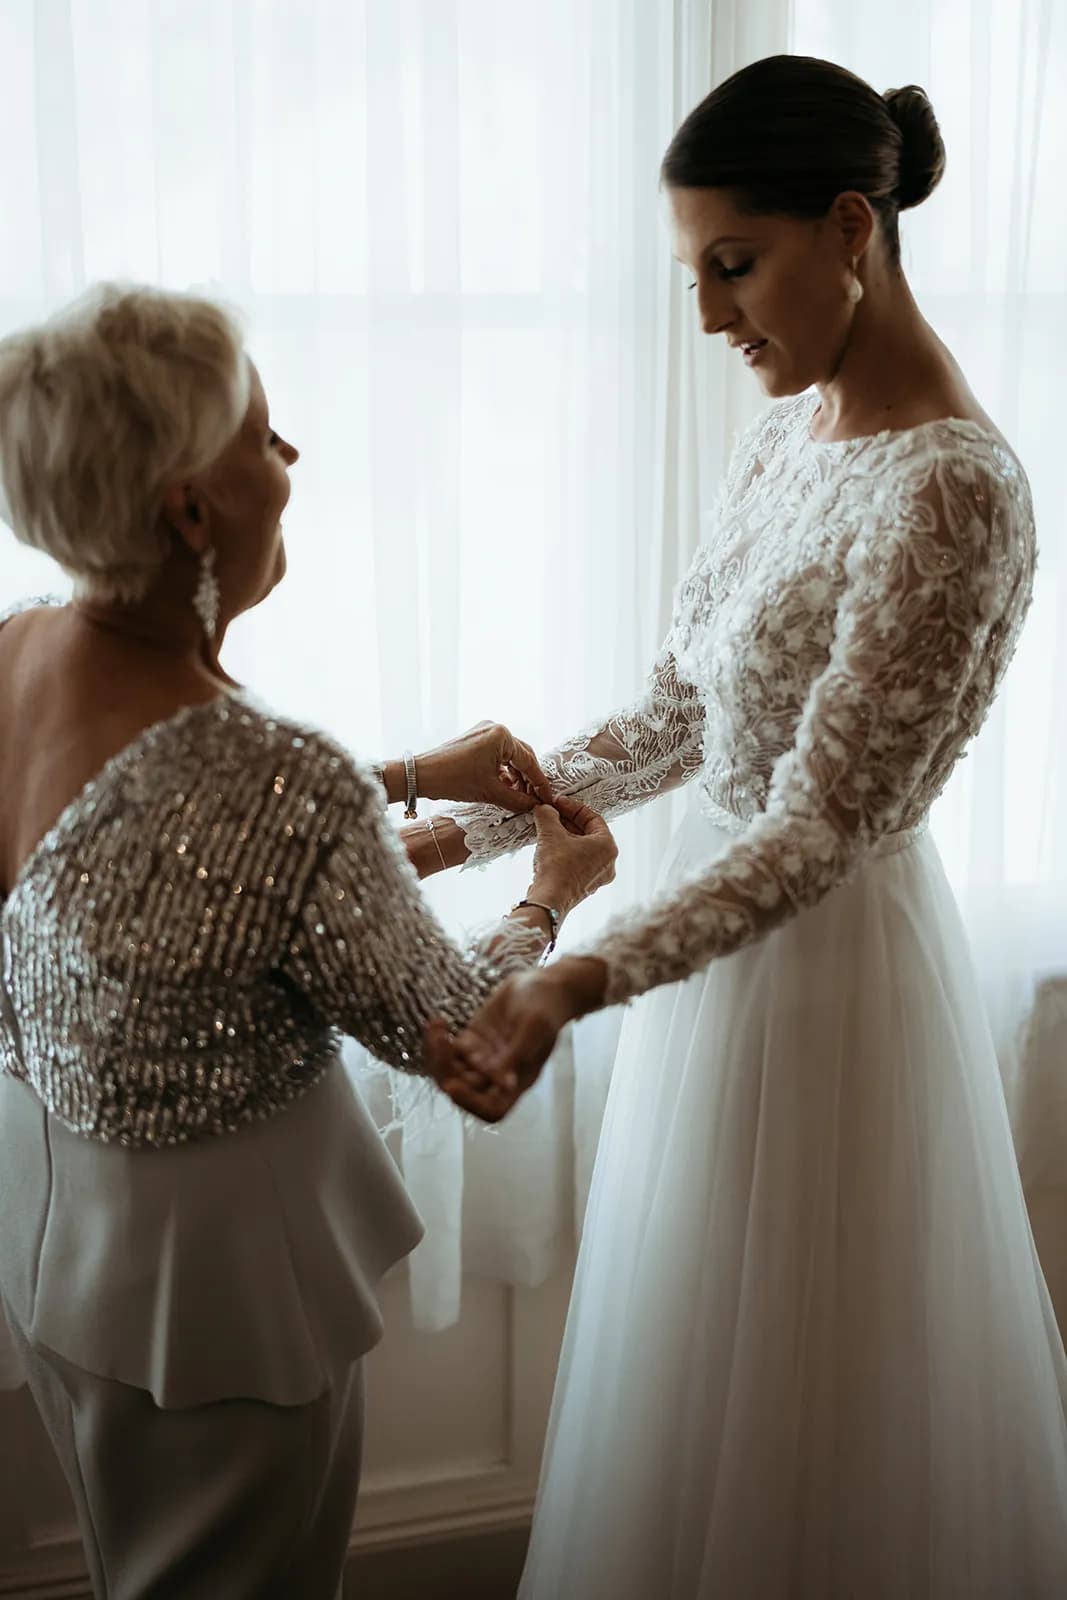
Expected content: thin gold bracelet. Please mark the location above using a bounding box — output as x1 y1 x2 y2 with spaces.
425 818 448 873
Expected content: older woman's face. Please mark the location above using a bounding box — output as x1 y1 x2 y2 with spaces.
666 186 861 398
204 365 299 611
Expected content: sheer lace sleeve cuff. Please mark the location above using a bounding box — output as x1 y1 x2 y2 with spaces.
442 642 706 869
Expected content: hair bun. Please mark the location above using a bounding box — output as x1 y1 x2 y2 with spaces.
884 85 946 209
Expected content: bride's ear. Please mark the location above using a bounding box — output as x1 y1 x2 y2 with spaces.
830 191 876 262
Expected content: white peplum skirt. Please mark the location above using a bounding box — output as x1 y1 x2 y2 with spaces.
0 1060 423 1406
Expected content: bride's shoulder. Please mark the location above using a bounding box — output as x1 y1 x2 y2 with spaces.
727 393 817 478
873 418 1032 521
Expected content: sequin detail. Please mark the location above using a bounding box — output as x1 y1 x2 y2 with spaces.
0 628 534 1148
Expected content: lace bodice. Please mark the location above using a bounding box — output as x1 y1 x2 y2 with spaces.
0 600 542 1146
446 393 1036 1006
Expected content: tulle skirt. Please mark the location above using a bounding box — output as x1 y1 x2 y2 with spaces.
520 812 1067 1599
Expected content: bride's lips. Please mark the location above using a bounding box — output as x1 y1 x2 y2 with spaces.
739 340 768 365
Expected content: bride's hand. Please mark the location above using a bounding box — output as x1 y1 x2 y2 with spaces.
412 722 553 812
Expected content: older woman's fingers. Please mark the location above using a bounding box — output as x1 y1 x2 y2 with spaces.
503 736 553 802
552 792 601 833
424 1017 460 1084
488 775 539 813
440 1076 516 1123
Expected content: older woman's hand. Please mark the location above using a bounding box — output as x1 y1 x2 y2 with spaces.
410 722 554 812
424 956 609 1122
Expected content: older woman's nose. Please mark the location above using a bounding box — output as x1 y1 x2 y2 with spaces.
281 438 299 467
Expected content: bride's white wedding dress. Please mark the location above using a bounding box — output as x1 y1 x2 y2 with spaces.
448 391 1067 1597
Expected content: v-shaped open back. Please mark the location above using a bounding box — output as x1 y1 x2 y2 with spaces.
0 597 234 904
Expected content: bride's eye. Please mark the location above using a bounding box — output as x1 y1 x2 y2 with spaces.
720 261 754 281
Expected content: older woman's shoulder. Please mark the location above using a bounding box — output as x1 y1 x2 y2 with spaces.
176 696 383 833
0 593 65 632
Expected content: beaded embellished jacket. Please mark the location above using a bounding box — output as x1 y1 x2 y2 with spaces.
0 605 518 1148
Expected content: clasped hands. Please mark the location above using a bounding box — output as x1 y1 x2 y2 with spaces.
424 952 609 1123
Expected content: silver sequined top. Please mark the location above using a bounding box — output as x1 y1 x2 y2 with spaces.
0 600 522 1148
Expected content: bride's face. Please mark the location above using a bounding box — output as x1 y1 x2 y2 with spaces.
666 186 866 399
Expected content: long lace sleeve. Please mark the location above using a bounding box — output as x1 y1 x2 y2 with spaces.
280 755 543 1073
573 448 1035 1006
443 632 706 867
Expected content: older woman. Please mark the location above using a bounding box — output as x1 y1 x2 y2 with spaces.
427 55 1067 1599
0 283 616 1600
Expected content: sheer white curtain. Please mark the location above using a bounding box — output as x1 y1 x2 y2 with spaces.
0 0 760 1332
790 0 1067 1327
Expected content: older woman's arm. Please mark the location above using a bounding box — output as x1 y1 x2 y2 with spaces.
377 723 554 816
279 753 615 1075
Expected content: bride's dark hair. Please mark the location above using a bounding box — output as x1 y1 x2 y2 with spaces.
660 55 946 265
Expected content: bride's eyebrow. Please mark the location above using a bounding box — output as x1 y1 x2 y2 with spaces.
672 235 756 268
700 236 757 266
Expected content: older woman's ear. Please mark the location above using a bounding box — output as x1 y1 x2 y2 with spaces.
160 482 211 554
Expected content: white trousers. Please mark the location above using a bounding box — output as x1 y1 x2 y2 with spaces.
4 1301 363 1600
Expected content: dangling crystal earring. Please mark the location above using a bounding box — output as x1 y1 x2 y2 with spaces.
193 547 220 641
847 259 864 305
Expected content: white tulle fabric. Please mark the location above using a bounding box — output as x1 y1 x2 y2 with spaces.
519 809 1067 1598
449 395 1067 1596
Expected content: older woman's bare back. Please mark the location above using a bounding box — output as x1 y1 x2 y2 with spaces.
0 605 224 895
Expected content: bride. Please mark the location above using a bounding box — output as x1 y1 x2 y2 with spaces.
424 55 1067 1598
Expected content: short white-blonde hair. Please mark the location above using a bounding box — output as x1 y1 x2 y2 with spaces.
0 283 250 602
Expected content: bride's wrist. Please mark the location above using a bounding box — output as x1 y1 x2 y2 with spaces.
541 955 609 1020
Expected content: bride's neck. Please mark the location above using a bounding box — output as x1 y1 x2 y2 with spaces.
813 270 958 441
